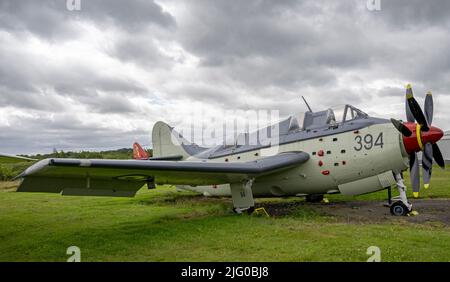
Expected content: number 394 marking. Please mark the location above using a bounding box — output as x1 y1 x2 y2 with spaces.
354 132 384 151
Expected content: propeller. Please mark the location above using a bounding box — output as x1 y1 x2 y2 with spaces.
390 118 412 137
391 84 445 198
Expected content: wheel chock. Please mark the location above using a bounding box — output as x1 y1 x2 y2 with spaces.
254 207 270 217
407 210 419 216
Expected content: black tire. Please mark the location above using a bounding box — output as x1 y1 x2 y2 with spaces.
246 206 255 215
390 201 409 216
305 194 324 203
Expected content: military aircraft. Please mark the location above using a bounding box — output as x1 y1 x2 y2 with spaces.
5 85 445 216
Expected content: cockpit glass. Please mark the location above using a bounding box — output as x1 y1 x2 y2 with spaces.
328 105 368 123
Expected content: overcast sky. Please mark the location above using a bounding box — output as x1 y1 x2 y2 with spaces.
1 0 450 154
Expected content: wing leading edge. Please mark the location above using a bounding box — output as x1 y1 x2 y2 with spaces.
16 151 309 197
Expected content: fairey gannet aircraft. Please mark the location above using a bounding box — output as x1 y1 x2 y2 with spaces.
5 85 445 216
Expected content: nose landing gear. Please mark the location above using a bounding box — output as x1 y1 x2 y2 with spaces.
388 173 415 216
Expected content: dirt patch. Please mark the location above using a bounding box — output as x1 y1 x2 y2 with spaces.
260 199 450 226
0 181 19 192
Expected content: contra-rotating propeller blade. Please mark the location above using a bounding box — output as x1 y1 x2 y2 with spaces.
405 85 415 123
432 143 446 168
406 89 430 131
390 118 412 137
424 91 433 125
422 142 433 189
409 152 420 198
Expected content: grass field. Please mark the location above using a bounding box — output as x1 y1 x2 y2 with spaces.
0 166 449 262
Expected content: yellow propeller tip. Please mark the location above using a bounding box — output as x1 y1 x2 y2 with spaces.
426 91 432 96
406 93 414 99
413 192 419 198
406 84 412 89
424 184 430 189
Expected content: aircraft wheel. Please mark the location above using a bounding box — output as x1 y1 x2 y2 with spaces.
390 201 409 216
305 194 324 203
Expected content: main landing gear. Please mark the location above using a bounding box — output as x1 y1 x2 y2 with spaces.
388 173 415 216
230 179 255 215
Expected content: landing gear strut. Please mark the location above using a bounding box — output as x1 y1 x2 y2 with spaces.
232 206 255 215
389 173 413 216
230 179 255 215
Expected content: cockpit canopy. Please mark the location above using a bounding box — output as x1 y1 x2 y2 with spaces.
230 104 367 147
302 104 367 130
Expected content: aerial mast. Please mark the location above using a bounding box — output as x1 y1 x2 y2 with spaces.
301 96 313 112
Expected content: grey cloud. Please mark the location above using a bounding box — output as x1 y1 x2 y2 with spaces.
373 0 450 29
110 34 175 68
175 0 380 92
0 87 68 112
77 93 138 114
0 35 148 112
0 0 80 40
0 0 175 40
0 113 149 154
82 0 176 31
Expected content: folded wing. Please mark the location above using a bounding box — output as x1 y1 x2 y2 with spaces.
0 153 37 164
16 151 309 197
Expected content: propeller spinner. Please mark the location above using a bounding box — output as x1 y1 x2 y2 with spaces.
391 84 445 198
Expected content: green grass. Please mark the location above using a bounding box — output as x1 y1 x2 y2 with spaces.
0 166 449 262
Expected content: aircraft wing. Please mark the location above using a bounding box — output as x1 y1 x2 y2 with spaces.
0 153 37 164
16 151 309 197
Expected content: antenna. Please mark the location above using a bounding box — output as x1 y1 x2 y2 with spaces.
301 96 313 112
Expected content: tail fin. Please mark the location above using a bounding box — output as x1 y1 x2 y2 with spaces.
133 142 149 160
152 121 207 160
